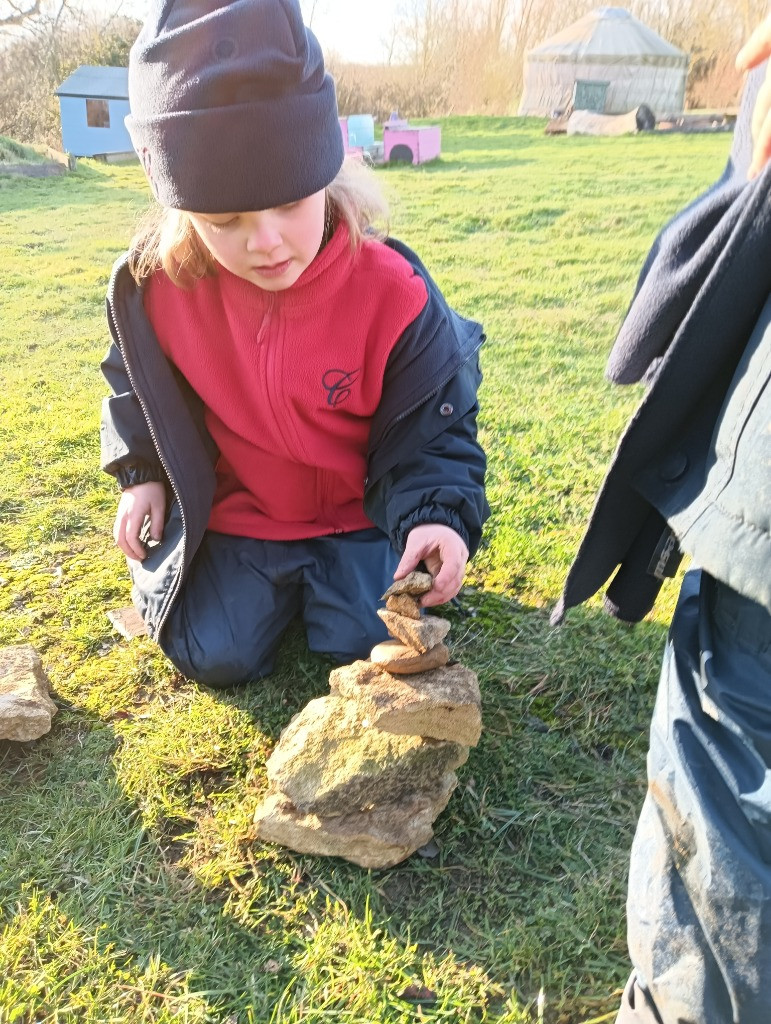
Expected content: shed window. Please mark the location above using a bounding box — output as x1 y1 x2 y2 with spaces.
86 99 110 129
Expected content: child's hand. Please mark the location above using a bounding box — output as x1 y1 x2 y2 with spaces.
736 16 771 178
113 481 166 561
394 524 469 608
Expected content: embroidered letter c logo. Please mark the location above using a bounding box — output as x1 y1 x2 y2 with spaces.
323 368 360 407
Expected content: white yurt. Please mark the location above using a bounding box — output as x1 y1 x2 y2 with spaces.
518 7 688 118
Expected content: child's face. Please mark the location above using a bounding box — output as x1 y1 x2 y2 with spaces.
187 189 327 291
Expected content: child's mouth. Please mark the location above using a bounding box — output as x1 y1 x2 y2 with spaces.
253 259 292 278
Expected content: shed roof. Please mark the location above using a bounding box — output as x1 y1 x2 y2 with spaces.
55 65 128 99
528 7 687 66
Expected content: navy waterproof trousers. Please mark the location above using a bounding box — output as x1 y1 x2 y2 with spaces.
617 570 771 1023
158 527 398 687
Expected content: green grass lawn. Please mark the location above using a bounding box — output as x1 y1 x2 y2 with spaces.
0 134 48 165
0 118 729 1024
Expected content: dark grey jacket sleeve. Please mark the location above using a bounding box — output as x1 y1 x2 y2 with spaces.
100 336 165 487
364 356 488 557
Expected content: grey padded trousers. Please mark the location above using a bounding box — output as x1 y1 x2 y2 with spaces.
617 570 771 1024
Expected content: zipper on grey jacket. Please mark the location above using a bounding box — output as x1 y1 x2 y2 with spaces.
106 268 188 639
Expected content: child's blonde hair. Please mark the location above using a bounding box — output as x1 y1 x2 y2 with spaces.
128 157 389 287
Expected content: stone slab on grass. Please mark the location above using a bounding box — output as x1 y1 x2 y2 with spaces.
254 773 456 869
265 694 467 817
106 606 148 639
0 645 57 742
330 659 482 747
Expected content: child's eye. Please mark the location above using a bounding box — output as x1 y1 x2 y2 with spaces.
208 216 239 231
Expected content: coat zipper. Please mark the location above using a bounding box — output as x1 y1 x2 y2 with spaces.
373 358 470 452
107 269 188 638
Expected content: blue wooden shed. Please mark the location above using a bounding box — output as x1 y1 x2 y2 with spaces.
55 65 133 158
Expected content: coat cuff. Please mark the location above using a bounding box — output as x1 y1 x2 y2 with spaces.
394 505 470 554
112 460 166 490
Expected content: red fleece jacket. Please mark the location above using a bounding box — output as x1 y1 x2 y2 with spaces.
144 224 428 540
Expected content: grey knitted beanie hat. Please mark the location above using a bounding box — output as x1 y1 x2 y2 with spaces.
126 0 344 213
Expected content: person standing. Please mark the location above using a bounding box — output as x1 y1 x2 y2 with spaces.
553 34 771 1024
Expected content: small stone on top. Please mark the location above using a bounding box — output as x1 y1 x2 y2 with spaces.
381 571 433 599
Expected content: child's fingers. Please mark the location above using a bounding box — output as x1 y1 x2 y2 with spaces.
122 512 148 561
420 553 466 607
752 74 771 141
737 17 771 71
749 76 771 178
736 16 771 179
113 500 148 561
148 493 166 542
113 512 128 558
393 548 421 580
113 484 166 560
114 517 142 560
420 574 457 607
394 525 468 605
393 527 438 579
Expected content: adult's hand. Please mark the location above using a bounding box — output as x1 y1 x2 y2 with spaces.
736 16 771 178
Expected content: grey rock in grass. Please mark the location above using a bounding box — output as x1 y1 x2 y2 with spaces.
381 571 433 598
254 775 456 869
265 694 467 817
0 645 57 742
330 659 481 747
370 639 449 674
385 593 421 619
377 609 450 654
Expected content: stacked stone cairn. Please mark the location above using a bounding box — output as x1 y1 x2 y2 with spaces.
253 571 481 868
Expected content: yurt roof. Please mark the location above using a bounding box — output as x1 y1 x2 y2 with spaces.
528 7 687 66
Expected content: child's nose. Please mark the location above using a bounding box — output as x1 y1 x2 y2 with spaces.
244 213 282 253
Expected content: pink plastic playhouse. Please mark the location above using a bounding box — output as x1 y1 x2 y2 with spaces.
338 112 441 166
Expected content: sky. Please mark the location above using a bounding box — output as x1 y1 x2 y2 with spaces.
103 0 403 64
302 0 403 62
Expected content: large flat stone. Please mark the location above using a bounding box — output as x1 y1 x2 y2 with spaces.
0 645 57 742
254 774 457 868
265 694 467 817
331 659 482 746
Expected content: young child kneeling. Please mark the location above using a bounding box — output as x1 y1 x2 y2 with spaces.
100 0 488 688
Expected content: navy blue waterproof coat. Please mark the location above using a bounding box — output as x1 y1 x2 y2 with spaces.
101 238 489 641
553 67 771 624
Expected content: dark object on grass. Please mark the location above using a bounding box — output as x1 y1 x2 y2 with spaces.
397 984 437 1004
635 104 655 131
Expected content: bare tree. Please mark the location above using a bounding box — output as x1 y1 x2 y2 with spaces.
0 0 41 29
0 0 139 144
486 0 510 52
